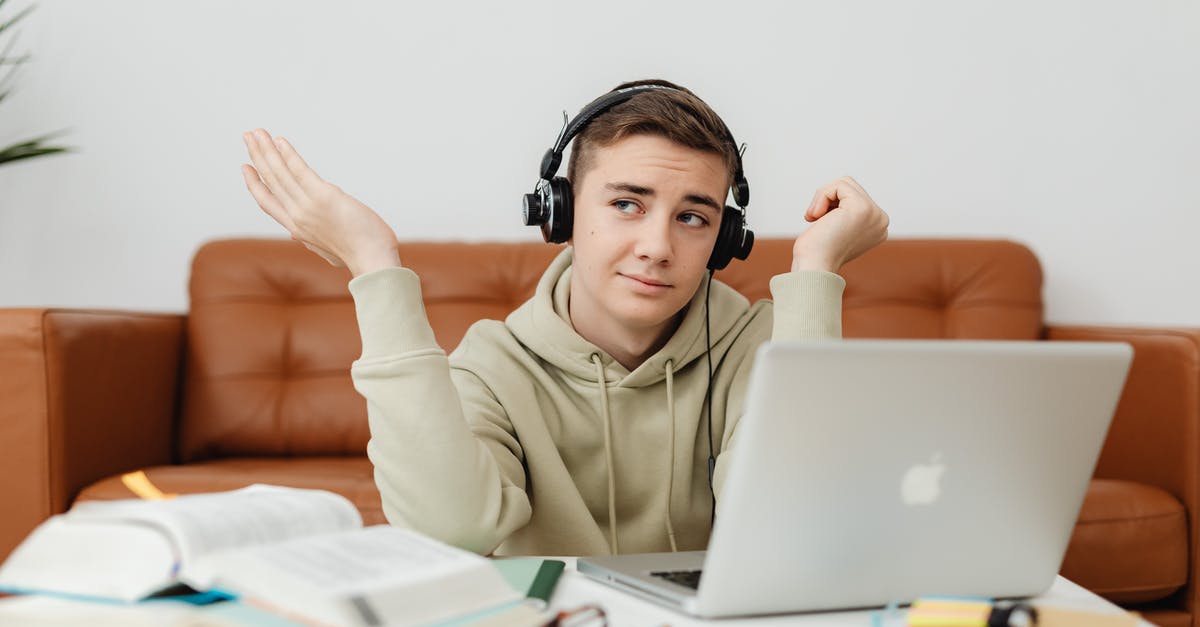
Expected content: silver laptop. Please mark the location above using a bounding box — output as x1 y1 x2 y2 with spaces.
578 340 1133 618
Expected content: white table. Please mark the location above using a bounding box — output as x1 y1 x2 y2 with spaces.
548 558 1153 626
0 565 1153 626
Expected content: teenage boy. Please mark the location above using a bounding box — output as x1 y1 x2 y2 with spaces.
240 79 889 557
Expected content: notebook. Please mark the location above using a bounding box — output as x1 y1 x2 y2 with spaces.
577 340 1133 618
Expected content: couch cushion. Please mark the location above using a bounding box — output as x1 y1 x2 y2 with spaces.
1060 479 1187 604
717 239 1044 340
74 457 385 525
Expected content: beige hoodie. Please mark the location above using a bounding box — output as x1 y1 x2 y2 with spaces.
348 247 845 556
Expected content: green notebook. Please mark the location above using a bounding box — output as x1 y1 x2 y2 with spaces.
492 558 567 604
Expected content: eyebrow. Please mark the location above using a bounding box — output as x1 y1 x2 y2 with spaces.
604 182 723 214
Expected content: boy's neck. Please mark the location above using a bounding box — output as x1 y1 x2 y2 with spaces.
567 294 681 372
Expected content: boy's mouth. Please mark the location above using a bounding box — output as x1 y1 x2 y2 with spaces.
620 273 673 289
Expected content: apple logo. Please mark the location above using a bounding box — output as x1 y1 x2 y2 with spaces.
901 453 946 506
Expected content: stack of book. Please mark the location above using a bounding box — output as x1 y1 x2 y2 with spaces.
0 484 563 626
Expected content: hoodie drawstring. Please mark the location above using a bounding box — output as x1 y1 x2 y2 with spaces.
664 359 679 552
590 354 680 555
591 353 619 555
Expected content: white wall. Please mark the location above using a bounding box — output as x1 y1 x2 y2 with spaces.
1 0 1196 326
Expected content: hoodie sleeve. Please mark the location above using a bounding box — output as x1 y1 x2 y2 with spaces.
347 266 532 555
768 270 846 340
712 270 847 500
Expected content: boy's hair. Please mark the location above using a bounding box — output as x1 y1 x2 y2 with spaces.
565 79 740 193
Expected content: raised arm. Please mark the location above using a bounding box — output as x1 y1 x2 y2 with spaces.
346 267 533 554
716 176 890 496
239 130 531 553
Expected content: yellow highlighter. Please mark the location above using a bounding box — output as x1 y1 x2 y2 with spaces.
907 598 1037 627
120 470 178 500
907 598 992 627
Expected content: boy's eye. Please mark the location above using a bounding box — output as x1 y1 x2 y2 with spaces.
679 212 710 227
614 200 639 213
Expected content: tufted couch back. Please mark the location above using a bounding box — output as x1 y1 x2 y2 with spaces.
178 238 1043 462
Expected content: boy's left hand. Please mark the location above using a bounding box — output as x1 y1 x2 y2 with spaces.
790 176 890 273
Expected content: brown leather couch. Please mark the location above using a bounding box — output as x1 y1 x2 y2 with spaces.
0 238 1195 625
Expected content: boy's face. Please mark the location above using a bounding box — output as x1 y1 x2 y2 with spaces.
569 134 728 337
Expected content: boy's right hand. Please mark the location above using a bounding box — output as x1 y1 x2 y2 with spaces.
241 128 401 277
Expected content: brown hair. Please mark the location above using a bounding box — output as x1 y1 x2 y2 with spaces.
565 79 740 192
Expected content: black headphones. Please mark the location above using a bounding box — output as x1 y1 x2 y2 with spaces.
522 84 754 271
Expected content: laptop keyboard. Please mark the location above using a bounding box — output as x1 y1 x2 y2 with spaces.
650 569 703 589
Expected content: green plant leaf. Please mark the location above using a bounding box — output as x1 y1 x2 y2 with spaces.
0 5 34 38
0 2 31 85
0 126 71 159
0 129 72 165
0 143 69 166
0 3 71 168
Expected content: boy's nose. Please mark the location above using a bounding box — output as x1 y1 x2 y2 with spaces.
634 212 674 263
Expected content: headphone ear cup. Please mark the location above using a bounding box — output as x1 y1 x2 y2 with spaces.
537 177 574 244
735 227 754 262
707 205 741 271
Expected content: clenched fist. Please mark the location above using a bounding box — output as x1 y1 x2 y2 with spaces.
791 176 890 273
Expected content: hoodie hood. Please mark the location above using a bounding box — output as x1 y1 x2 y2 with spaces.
507 247 750 388
504 245 755 553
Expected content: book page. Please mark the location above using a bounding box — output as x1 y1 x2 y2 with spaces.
67 485 361 565
0 516 178 602
193 525 481 595
189 525 521 626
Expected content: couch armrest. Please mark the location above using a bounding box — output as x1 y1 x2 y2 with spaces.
1046 324 1200 612
0 308 185 560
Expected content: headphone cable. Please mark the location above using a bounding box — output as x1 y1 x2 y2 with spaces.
704 271 716 529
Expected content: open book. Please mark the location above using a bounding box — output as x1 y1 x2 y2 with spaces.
0 485 526 626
